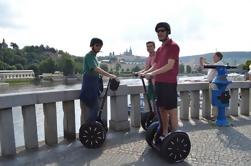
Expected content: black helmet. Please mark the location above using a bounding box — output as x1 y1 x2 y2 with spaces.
110 78 120 91
155 22 171 34
90 38 103 47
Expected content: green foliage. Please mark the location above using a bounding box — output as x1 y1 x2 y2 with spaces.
57 54 74 76
243 60 251 70
115 63 121 73
179 64 185 74
27 64 39 76
15 64 24 70
186 65 192 73
131 65 140 72
63 58 74 76
39 58 56 74
0 41 83 76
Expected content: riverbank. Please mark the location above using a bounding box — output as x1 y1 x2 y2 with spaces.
0 82 9 88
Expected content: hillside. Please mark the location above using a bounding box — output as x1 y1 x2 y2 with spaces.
180 51 251 66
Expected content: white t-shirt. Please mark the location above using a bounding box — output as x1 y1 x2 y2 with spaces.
248 69 251 75
206 61 224 82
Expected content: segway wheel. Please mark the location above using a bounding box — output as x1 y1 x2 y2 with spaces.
141 112 156 130
79 122 106 148
161 132 191 163
145 122 159 147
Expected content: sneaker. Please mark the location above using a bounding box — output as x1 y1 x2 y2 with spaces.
153 134 165 145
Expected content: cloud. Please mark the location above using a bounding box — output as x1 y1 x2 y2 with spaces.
0 2 14 27
1 0 251 57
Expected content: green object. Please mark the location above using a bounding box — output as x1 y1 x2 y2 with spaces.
83 51 99 76
147 81 155 101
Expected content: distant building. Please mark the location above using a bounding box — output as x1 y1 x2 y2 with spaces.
39 71 64 81
103 48 146 72
0 70 35 81
0 38 8 49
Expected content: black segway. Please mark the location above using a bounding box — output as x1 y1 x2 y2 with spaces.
145 79 191 163
138 75 158 130
79 78 120 148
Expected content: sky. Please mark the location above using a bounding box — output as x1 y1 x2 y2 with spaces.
1 0 251 57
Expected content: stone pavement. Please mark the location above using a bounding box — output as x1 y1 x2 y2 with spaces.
0 116 251 166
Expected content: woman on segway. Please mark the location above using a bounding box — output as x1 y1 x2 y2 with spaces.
79 38 118 148
79 37 117 122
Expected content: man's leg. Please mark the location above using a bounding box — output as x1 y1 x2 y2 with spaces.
159 107 169 136
80 100 90 124
80 99 99 123
169 108 178 131
88 99 99 122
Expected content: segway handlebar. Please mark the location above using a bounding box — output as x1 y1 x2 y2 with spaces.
203 65 237 69
133 72 154 79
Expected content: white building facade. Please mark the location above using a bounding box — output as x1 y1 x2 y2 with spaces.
0 70 35 81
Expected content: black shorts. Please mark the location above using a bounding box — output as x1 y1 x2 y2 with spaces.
155 82 177 110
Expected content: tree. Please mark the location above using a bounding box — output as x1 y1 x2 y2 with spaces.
15 64 23 70
131 65 140 72
179 64 185 74
243 60 251 70
63 58 74 76
0 60 9 70
10 42 19 49
186 65 192 73
39 58 56 74
115 63 121 74
27 64 39 77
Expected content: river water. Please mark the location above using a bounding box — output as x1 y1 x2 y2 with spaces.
1 76 205 148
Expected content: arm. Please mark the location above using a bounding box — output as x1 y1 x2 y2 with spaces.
149 59 175 76
95 67 116 79
139 62 156 77
135 57 151 74
200 57 209 67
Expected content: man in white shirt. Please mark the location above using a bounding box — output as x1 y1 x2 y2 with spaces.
200 52 224 82
248 64 251 81
200 52 224 120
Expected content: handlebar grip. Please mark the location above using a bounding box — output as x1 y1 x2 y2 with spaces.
204 65 237 69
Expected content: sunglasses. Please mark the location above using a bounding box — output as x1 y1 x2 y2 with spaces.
157 29 166 33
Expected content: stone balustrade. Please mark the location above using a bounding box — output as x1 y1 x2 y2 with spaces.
0 81 250 156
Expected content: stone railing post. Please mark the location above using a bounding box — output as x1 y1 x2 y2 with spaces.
43 102 58 146
0 108 16 156
63 100 76 140
130 94 141 127
22 105 38 149
202 89 211 119
179 91 190 120
230 88 239 116
190 90 200 119
240 88 250 116
109 85 130 131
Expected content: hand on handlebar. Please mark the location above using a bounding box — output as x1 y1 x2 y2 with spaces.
145 73 153 80
110 74 117 79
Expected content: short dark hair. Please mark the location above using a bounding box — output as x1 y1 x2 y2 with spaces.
90 38 103 47
155 22 171 34
146 41 155 47
215 52 223 60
